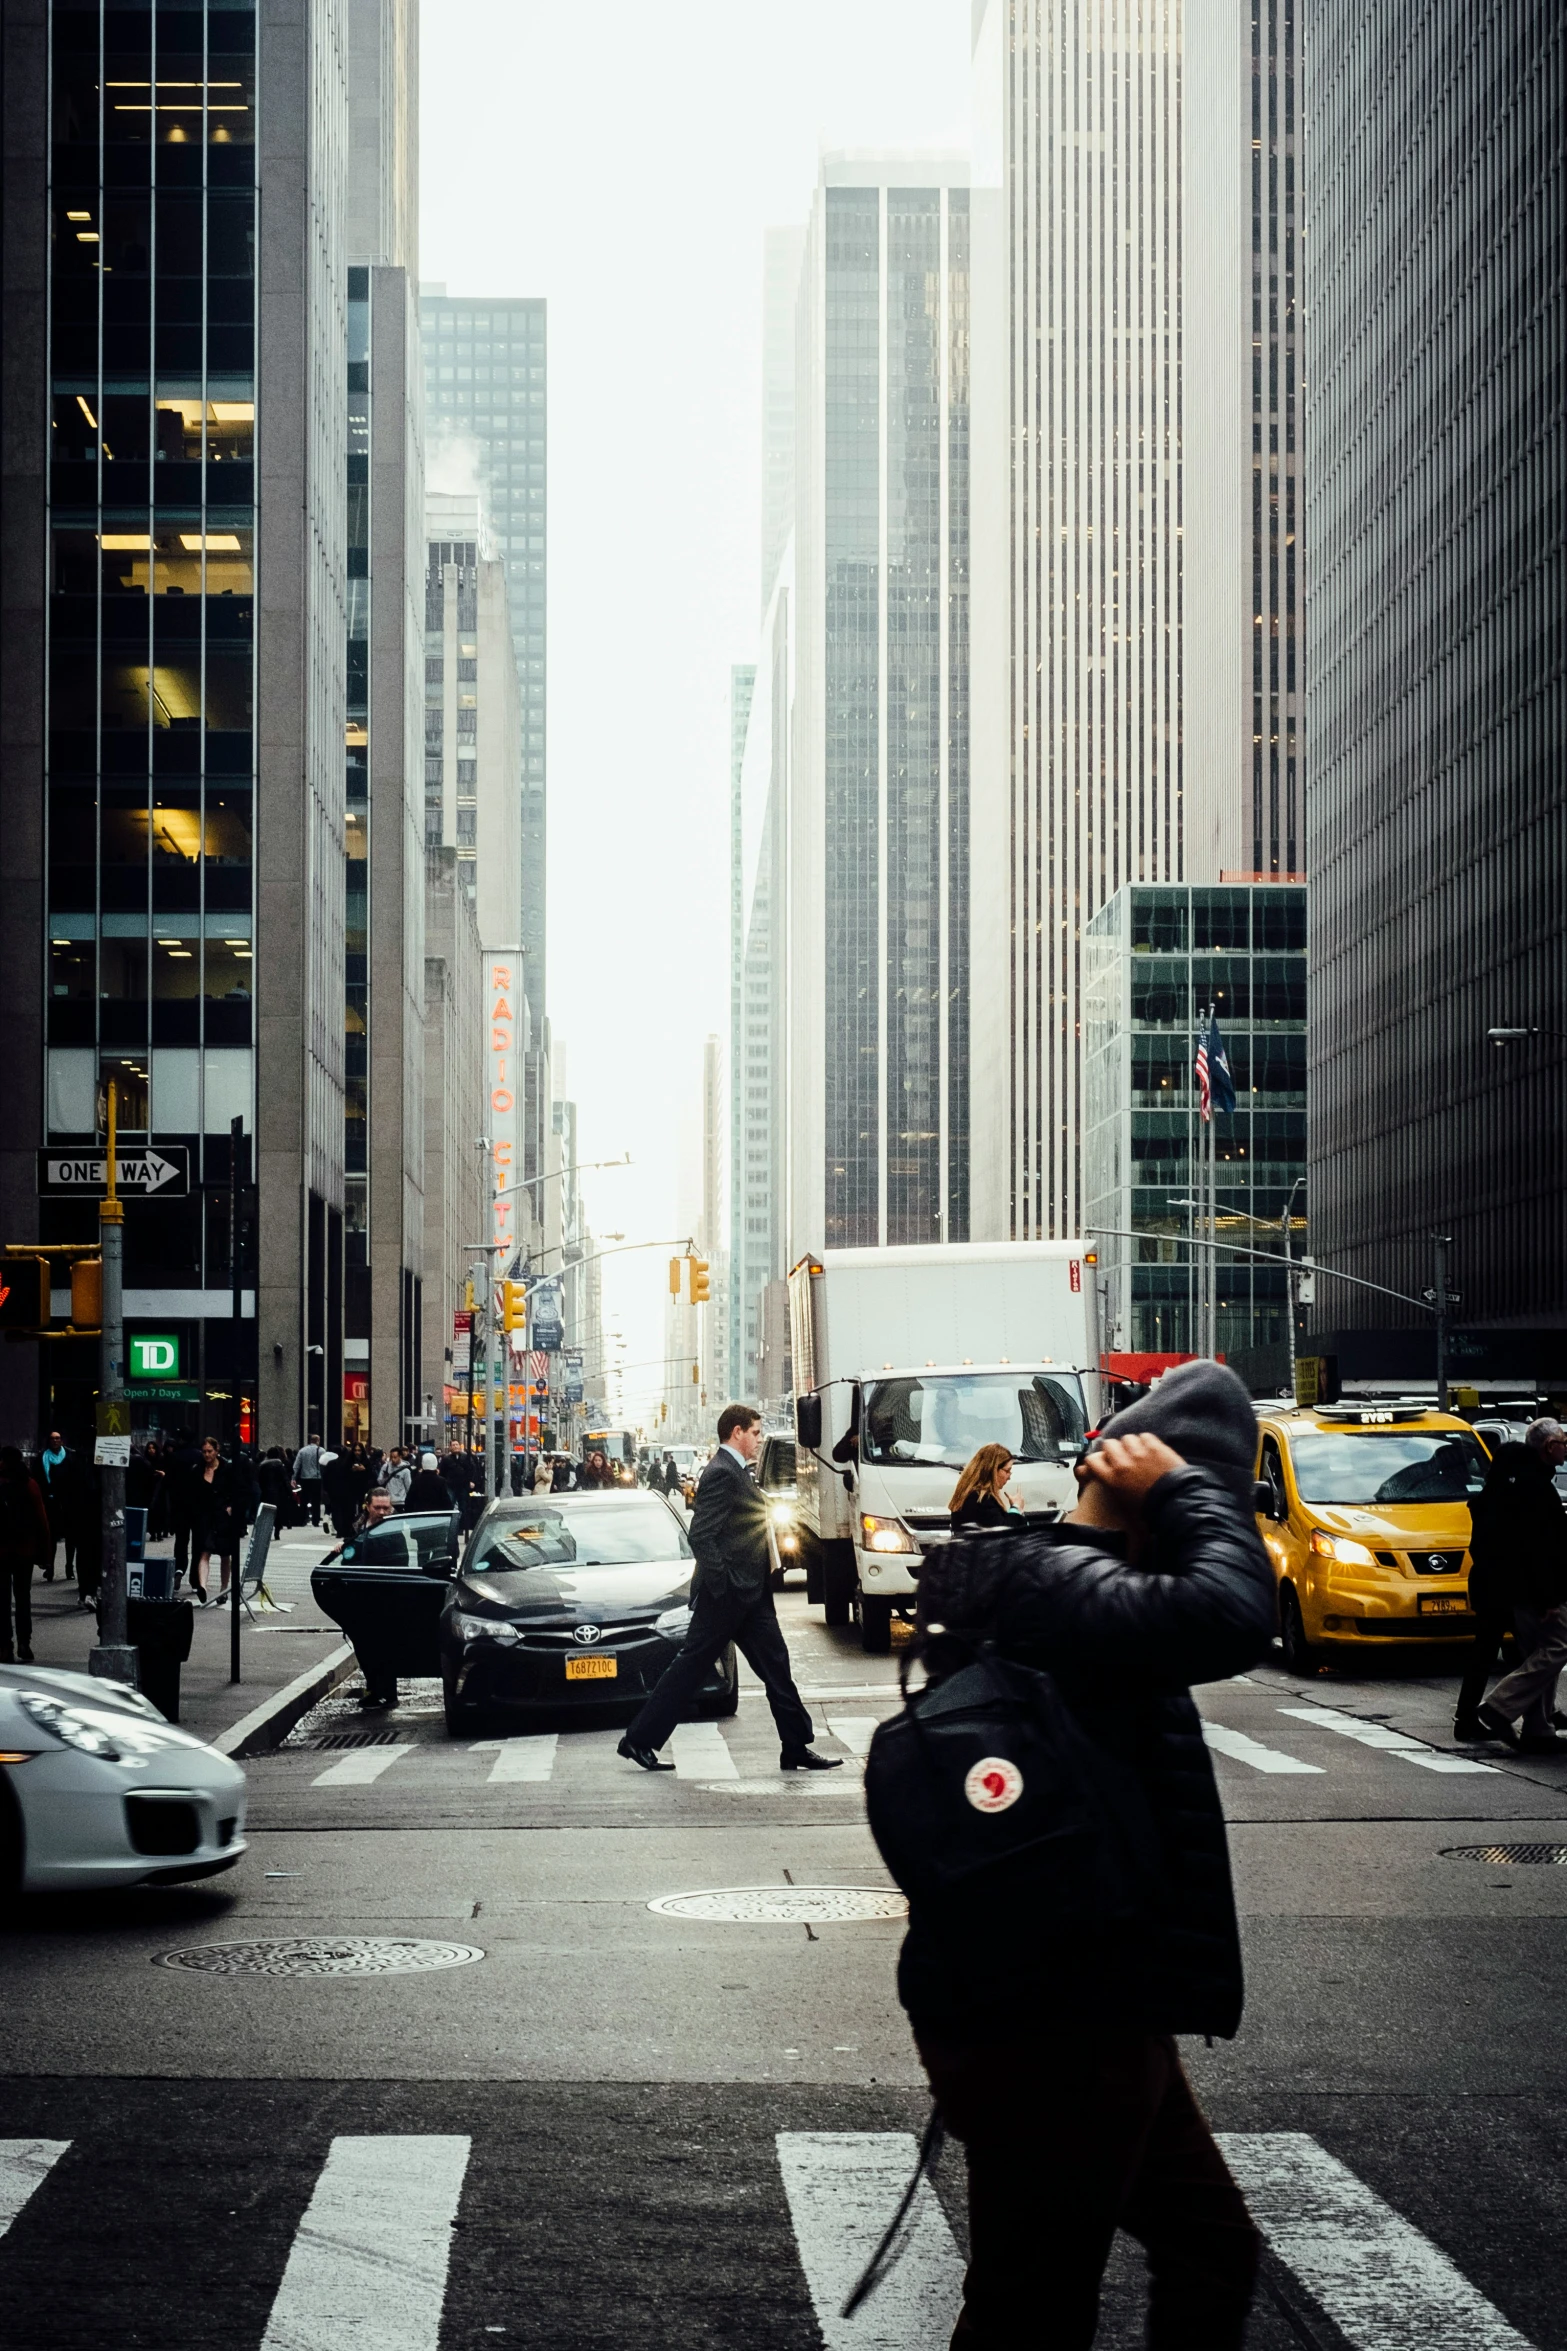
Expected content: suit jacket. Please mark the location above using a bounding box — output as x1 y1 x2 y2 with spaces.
687 1448 772 1598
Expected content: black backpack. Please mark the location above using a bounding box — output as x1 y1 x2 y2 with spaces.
864 1644 1165 1999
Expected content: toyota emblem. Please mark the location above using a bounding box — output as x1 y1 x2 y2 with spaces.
573 1624 603 1645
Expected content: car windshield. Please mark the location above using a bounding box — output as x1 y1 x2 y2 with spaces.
1289 1431 1490 1505
860 1372 1088 1469
470 1499 693 1570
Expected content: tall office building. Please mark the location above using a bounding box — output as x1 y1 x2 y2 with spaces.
1184 0 1305 884
0 0 354 1447
726 661 755 1393
422 492 522 953
787 154 971 1265
1303 0 1567 1391
760 227 804 617
418 291 546 1030
969 0 1186 1242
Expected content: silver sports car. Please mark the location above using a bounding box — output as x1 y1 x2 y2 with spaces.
0 1664 247 1895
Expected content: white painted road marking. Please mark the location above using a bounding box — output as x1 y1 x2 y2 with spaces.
824 1715 880 1758
259 2134 471 2351
472 1734 558 1783
777 2131 964 2349
670 1721 738 1779
0 2140 71 2237
1202 1721 1324 1775
1278 1705 1499 1774
310 1744 415 1788
1219 2131 1533 2350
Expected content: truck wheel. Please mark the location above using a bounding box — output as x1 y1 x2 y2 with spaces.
821 1542 856 1628
803 1536 824 1608
860 1596 894 1655
1279 1585 1323 1676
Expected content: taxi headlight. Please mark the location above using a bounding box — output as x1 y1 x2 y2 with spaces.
861 1513 919 1555
456 1613 519 1646
1309 1531 1377 1567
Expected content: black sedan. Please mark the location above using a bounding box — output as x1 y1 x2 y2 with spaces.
439 1491 737 1736
311 1512 463 1706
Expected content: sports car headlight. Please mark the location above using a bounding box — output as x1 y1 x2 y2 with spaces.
18 1691 126 1759
655 1604 692 1639
456 1614 520 1646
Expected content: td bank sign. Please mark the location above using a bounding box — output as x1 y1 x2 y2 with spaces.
128 1334 181 1379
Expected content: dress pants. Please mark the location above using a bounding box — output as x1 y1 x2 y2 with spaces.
1483 1602 1567 1735
916 2030 1259 2351
300 1478 323 1527
625 1579 815 1754
1456 1600 1513 1721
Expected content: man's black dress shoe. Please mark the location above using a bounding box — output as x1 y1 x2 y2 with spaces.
618 1736 675 1771
780 1747 844 1771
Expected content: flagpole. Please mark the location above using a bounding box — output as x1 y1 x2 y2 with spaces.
1205 1002 1217 1361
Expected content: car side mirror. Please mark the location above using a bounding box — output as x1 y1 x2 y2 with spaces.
1254 1479 1283 1520
421 1551 457 1580
795 1393 822 1450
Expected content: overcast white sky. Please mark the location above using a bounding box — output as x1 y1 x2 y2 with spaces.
421 1 969 1421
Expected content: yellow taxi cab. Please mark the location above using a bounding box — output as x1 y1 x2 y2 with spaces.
1254 1403 1490 1673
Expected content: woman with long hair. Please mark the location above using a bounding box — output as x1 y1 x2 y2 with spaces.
948 1442 1023 1534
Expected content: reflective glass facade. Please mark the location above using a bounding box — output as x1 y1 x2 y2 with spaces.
820 178 969 1251
1305 0 1567 1347
1084 884 1307 1359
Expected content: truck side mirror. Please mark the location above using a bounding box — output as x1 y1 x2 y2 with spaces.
795 1393 822 1450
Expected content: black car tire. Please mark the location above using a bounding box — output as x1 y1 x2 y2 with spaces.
1279 1583 1323 1676
699 1649 741 1718
821 1541 856 1628
860 1596 894 1655
443 1680 480 1739
0 1771 22 1903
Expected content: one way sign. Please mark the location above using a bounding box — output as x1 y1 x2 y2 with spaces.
37 1146 189 1198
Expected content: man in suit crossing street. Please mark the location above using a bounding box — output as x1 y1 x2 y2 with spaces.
618 1404 843 1773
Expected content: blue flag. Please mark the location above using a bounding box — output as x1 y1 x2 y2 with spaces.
1195 1014 1237 1121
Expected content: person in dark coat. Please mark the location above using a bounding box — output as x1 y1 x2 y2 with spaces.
617 1404 840 1773
257 1446 293 1519
186 1438 238 1605
900 1360 1276 2351
949 1442 1025 1533
403 1453 452 1512
0 1446 52 1661
1468 1420 1567 1751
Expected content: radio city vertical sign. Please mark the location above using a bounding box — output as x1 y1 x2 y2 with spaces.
483 951 524 1257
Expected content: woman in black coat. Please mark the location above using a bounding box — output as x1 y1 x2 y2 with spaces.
949 1442 1024 1533
187 1438 237 1605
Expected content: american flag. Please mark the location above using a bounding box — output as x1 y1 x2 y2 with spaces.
1195 1012 1237 1124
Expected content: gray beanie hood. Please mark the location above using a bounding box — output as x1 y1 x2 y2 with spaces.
1102 1360 1258 1511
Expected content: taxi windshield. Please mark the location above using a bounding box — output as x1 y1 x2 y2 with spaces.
1289 1431 1489 1506
471 1499 692 1570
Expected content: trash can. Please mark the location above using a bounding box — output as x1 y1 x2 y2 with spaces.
126 1597 195 1723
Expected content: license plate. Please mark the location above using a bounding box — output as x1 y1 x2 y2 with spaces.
1419 1594 1466 1616
565 1654 617 1680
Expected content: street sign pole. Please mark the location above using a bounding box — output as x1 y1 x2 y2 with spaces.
1431 1234 1452 1414
230 1114 243 1686
89 1083 135 1687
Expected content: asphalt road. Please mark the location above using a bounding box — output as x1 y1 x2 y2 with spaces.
4 1577 1566 2350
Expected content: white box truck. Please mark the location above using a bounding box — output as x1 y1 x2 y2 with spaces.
788 1243 1101 1653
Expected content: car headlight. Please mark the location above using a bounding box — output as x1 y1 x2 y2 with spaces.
655 1604 692 1639
770 1501 794 1526
18 1691 126 1759
860 1512 919 1555
456 1613 519 1646
1309 1531 1377 1567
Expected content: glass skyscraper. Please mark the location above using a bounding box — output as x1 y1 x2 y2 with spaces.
418 292 546 1026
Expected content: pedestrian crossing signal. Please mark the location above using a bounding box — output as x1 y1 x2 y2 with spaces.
0 1255 49 1333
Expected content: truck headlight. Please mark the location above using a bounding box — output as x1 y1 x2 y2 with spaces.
860 1513 919 1555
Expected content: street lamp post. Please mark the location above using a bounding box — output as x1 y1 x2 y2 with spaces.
1281 1173 1307 1403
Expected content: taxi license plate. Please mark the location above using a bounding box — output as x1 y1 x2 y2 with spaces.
565 1654 617 1680
1419 1594 1465 1616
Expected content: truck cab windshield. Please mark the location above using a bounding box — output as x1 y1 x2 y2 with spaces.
860 1372 1088 1469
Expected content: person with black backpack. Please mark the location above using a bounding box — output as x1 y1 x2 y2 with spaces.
862 1360 1276 2350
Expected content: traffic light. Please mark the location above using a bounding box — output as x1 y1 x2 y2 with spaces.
668 1256 682 1297
0 1256 49 1334
70 1258 102 1328
500 1280 527 1333
688 1256 710 1304
691 1360 700 1385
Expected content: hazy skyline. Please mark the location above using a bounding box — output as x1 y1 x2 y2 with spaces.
421 0 969 1417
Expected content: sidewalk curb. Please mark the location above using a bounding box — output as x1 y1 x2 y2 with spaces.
214 1643 357 1759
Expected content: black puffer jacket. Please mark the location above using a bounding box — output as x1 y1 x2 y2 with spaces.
900 1468 1276 2042
1468 1443 1567 1615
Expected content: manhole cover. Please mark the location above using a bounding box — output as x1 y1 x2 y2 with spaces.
701 1778 862 1796
158 1937 485 1976
1442 1843 1567 1866
647 1886 907 1923
309 1731 401 1752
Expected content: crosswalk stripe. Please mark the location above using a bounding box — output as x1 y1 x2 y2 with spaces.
670 1721 738 1779
1278 1706 1499 1775
473 1734 559 1783
0 2141 70 2237
824 1715 880 1758
259 2134 471 2351
776 2131 964 2349
310 1744 415 1788
1202 1721 1324 1775
1218 2132 1533 2350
